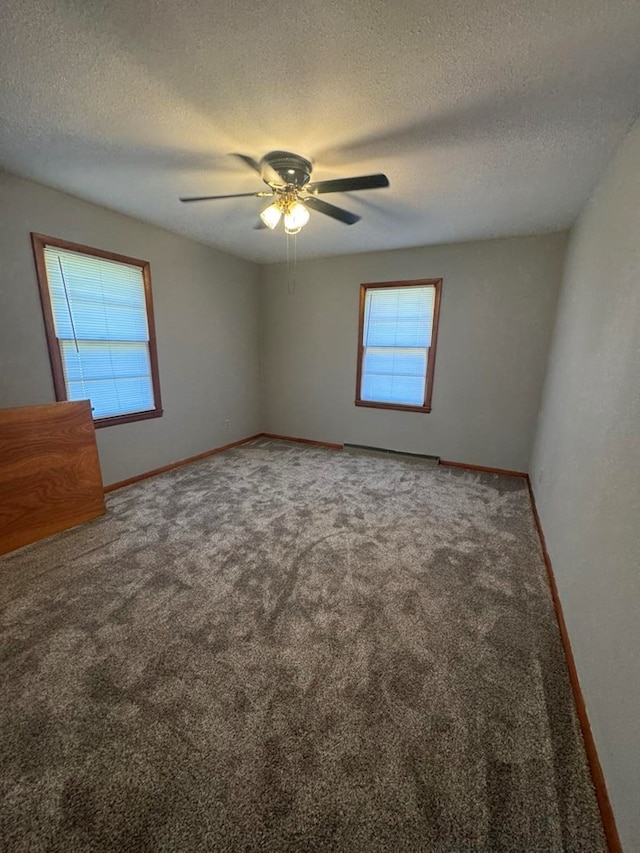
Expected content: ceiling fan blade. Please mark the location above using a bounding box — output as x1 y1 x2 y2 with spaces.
303 196 361 225
232 153 285 187
232 153 262 174
180 192 272 202
307 174 389 195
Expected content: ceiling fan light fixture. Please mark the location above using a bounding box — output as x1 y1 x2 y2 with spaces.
179 151 386 235
283 201 310 234
260 203 282 230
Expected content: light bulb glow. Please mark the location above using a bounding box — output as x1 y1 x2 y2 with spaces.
283 202 310 234
260 203 282 230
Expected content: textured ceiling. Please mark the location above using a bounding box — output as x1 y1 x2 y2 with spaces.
1 1 640 263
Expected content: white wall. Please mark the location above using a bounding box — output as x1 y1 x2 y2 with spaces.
0 170 261 486
531 119 640 850
260 234 566 471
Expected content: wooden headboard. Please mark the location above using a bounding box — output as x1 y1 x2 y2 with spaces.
0 400 106 556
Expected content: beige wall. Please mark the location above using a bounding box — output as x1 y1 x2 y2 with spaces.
260 233 566 471
531 119 640 850
0 170 261 486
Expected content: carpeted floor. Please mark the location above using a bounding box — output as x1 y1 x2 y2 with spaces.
0 439 605 852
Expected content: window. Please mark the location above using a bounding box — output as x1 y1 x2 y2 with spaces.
32 234 162 428
355 279 442 413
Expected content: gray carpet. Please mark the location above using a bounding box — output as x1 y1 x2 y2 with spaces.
0 439 605 852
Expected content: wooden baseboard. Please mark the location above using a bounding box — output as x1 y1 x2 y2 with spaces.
259 433 343 450
104 432 341 493
104 434 263 492
526 477 621 853
439 459 528 478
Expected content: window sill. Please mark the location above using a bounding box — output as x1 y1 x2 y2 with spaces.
94 408 164 429
355 400 431 414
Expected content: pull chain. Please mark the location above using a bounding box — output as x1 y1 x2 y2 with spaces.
286 232 297 295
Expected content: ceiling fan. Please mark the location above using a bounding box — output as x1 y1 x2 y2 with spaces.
179 151 390 234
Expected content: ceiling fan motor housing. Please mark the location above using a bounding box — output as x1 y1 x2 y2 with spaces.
262 150 312 187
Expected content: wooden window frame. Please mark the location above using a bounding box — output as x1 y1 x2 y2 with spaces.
355 278 442 414
31 233 163 429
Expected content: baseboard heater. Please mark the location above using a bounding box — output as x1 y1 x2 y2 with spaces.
343 443 440 463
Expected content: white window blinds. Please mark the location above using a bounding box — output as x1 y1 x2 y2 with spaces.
360 285 436 407
42 246 156 420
